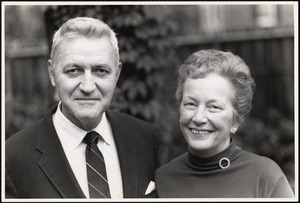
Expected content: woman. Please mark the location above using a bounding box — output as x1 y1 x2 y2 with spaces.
155 49 294 198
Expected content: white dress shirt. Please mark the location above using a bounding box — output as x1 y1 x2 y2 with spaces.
52 102 123 199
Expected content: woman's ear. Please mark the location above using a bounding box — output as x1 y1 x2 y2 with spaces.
230 123 240 134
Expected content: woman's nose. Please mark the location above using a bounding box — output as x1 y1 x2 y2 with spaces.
192 107 208 124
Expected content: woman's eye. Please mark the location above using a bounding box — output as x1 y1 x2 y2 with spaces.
184 102 196 107
208 105 222 112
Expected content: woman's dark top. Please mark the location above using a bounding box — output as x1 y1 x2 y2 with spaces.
155 140 294 198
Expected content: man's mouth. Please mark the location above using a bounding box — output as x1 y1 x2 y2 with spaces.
75 99 99 105
75 98 98 100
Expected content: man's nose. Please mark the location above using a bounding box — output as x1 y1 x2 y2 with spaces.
79 72 96 93
192 107 208 124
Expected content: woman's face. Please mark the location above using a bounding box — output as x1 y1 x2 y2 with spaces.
179 73 239 158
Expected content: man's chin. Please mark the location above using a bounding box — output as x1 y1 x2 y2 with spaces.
71 107 105 122
75 113 103 128
77 113 102 120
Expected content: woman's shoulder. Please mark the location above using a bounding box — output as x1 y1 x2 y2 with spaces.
238 148 285 178
237 148 294 197
156 152 188 174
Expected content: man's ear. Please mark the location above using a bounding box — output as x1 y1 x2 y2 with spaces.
116 62 122 80
47 60 56 87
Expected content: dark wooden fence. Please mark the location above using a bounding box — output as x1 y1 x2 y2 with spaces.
5 49 54 138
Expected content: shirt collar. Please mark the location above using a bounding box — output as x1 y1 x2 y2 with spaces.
92 111 112 146
54 102 112 151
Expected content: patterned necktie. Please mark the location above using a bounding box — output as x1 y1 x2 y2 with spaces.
83 131 111 198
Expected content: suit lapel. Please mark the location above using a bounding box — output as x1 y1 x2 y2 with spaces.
106 111 137 198
35 106 85 198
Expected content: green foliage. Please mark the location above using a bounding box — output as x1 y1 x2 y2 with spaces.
102 6 180 165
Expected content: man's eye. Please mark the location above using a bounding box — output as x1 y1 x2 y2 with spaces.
185 102 195 106
66 68 81 75
94 68 110 76
96 69 108 73
67 69 77 73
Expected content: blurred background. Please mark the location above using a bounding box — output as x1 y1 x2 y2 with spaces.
4 3 296 192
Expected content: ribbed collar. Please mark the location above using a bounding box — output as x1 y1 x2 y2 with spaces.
187 139 241 171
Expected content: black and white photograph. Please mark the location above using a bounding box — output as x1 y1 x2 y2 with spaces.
2 1 298 202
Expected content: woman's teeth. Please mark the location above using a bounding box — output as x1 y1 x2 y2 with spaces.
191 129 210 135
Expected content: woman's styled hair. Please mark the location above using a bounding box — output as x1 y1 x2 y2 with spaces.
50 17 119 66
176 49 256 123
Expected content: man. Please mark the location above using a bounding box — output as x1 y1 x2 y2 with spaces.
5 17 159 199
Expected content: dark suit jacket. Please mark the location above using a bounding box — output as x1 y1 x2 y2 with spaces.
5 105 159 198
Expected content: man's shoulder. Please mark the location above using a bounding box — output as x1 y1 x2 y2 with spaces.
106 110 153 128
6 118 44 150
6 106 56 147
106 110 159 143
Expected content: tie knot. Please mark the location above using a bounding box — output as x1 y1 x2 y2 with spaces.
83 131 99 145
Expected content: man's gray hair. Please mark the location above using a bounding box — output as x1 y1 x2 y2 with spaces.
50 17 119 66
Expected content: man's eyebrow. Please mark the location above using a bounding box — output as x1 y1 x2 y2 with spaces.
63 63 113 69
63 63 81 68
93 64 112 68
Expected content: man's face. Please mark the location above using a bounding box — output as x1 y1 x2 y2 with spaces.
48 37 121 130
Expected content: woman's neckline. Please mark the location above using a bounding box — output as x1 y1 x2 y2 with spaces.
187 139 241 171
